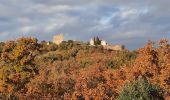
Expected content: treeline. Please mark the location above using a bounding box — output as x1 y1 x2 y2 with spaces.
0 37 169 100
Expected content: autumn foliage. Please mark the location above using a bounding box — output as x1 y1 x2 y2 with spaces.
0 37 169 100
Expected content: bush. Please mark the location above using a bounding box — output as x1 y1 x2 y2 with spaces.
0 37 40 93
0 93 19 100
118 76 164 100
0 42 4 53
106 51 137 69
59 41 73 50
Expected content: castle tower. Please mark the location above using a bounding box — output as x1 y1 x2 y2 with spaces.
53 34 64 45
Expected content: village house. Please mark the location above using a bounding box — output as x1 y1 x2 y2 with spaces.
90 38 95 46
101 40 107 46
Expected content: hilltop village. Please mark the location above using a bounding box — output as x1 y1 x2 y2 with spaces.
52 34 125 51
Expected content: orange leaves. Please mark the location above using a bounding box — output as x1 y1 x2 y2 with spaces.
0 38 170 99
0 37 40 94
113 39 170 98
73 66 118 99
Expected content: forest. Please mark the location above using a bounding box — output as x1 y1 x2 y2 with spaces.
0 37 169 100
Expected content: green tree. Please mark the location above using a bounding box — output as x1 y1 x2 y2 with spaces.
93 36 101 45
118 76 164 100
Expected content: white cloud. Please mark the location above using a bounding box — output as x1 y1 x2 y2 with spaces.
30 4 81 14
19 26 36 33
45 23 63 32
16 17 31 24
119 7 149 19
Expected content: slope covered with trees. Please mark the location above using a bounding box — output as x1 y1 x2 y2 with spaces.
0 37 169 100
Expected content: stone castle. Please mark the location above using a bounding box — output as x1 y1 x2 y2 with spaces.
53 34 64 45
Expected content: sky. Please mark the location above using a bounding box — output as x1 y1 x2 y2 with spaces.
0 0 170 50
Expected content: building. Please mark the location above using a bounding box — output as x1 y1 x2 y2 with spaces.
53 34 64 45
89 37 125 51
90 38 95 46
101 40 107 46
47 42 50 45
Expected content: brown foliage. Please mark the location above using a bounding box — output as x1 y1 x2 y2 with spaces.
0 37 40 94
1 37 170 99
112 39 170 99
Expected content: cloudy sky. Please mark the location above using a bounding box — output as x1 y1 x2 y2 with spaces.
0 0 170 49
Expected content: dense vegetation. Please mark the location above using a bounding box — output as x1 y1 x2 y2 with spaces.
0 37 169 100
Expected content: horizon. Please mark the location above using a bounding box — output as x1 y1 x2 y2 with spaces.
1 35 168 51
0 0 170 50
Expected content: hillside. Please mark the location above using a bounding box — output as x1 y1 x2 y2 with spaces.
0 37 169 100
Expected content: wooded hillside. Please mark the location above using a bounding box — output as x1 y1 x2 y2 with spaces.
0 37 169 100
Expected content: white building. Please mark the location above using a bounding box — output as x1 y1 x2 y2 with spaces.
101 40 107 46
90 38 94 46
47 42 50 45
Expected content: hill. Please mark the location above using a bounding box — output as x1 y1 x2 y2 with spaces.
0 37 169 100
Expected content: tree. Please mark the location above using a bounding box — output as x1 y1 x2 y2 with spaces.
93 36 101 45
118 76 164 100
0 37 40 94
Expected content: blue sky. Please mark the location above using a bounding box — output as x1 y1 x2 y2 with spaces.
0 0 170 50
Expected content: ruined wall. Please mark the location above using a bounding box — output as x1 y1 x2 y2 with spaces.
104 44 125 51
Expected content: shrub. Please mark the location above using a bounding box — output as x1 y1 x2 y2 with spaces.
0 42 4 53
0 37 40 93
58 41 73 50
106 51 137 69
0 93 19 100
118 76 164 100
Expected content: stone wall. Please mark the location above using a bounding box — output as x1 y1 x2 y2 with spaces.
104 44 125 51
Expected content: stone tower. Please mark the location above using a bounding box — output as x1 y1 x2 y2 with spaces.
53 34 64 45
